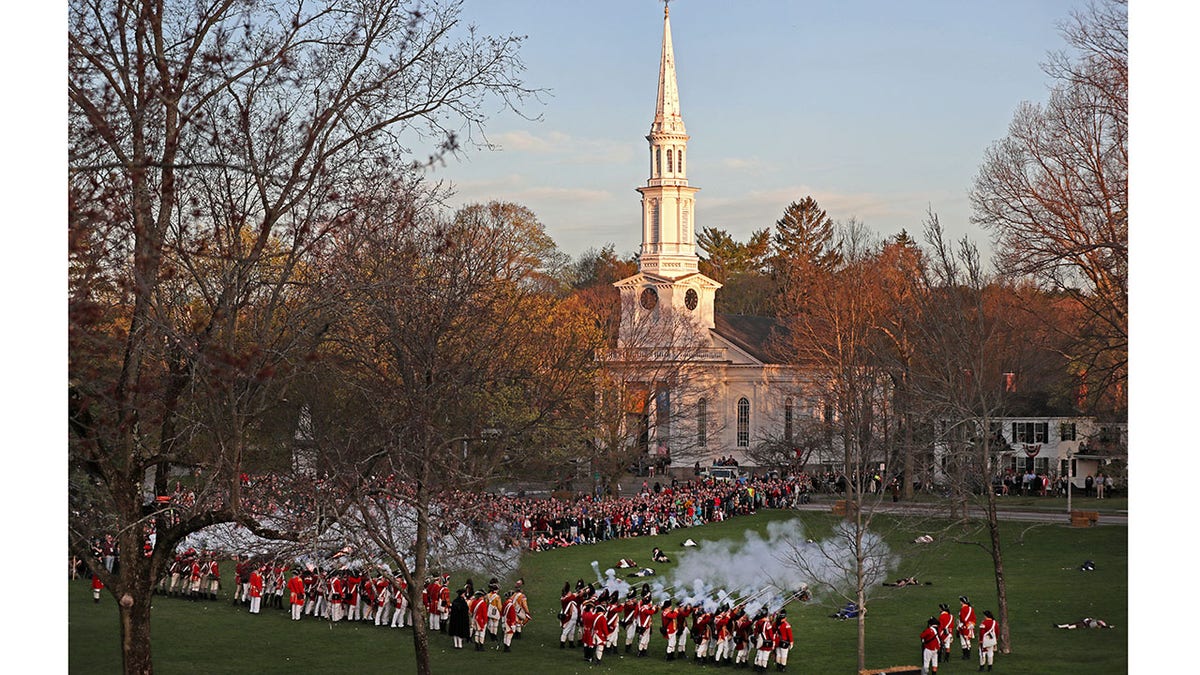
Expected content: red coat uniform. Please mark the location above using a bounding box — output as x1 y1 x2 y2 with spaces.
733 615 752 649
588 610 610 647
676 605 694 634
774 618 793 648
288 574 306 605
580 605 596 645
715 612 733 641
959 604 977 637
375 578 390 607
757 619 776 651
979 615 998 646
661 606 679 636
471 595 489 631
503 598 519 629
425 580 441 612
560 595 579 627
621 598 639 626
937 610 954 647
921 625 941 651
637 601 659 630
248 570 264 598
330 576 345 604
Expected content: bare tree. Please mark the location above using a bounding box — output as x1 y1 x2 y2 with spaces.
971 0 1127 415
68 1 532 671
309 199 594 675
908 214 1063 654
770 220 904 670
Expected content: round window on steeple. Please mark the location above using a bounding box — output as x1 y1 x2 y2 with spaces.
640 288 659 311
685 288 699 311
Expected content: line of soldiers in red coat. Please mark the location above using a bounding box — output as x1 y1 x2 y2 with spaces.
154 548 222 601
560 582 794 671
423 575 532 652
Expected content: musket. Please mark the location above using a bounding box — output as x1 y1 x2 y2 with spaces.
732 585 775 607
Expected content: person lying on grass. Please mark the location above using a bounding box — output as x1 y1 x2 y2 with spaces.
1055 617 1114 629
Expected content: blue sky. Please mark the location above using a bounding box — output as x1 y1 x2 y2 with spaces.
429 0 1096 261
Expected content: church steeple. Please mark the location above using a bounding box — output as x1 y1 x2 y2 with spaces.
613 3 721 349
638 2 699 278
652 3 685 137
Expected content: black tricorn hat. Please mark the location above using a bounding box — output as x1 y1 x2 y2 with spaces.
939 603 949 612
928 617 939 626
959 595 969 604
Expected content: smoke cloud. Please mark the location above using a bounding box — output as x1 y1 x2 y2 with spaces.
645 518 897 614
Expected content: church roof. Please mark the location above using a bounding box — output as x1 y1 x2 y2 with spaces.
713 314 785 364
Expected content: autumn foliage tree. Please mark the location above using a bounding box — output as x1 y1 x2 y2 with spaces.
308 199 596 675
971 0 1127 415
68 1 532 672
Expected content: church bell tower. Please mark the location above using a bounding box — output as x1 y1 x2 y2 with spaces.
615 4 721 349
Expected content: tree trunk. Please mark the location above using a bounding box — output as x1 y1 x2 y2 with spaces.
409 477 433 675
984 492 1012 653
855 523 867 672
118 549 155 675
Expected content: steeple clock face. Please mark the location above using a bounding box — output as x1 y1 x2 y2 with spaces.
640 287 659 310
685 288 698 311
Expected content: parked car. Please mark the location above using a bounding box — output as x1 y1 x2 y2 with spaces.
700 467 744 482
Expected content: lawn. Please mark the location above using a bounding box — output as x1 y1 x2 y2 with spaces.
69 510 1127 674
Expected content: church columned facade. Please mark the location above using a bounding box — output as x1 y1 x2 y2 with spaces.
607 6 830 471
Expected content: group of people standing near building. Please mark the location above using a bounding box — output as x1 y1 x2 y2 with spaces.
920 596 999 673
559 581 794 672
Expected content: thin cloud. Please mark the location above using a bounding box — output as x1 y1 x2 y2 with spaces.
484 129 635 164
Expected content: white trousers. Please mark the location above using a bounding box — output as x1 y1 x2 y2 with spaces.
923 647 939 674
560 617 577 643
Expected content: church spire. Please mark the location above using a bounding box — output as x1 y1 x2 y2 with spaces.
637 2 698 278
652 3 685 136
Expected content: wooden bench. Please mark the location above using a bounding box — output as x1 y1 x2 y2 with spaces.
859 666 923 675
832 499 859 518
1070 510 1100 527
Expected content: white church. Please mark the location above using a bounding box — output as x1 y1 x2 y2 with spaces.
605 6 831 473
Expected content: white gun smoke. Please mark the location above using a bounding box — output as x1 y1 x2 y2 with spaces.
642 519 897 614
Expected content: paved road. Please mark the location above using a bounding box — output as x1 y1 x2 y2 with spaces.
791 499 1128 526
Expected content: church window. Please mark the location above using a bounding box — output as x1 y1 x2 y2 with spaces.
651 199 660 242
656 148 661 176
697 398 707 447
678 149 684 174
640 287 659 310
784 397 794 444
667 148 673 173
737 397 750 447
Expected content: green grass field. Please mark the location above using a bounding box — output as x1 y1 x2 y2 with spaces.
69 511 1127 674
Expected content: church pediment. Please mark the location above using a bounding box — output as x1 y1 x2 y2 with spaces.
613 271 721 290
